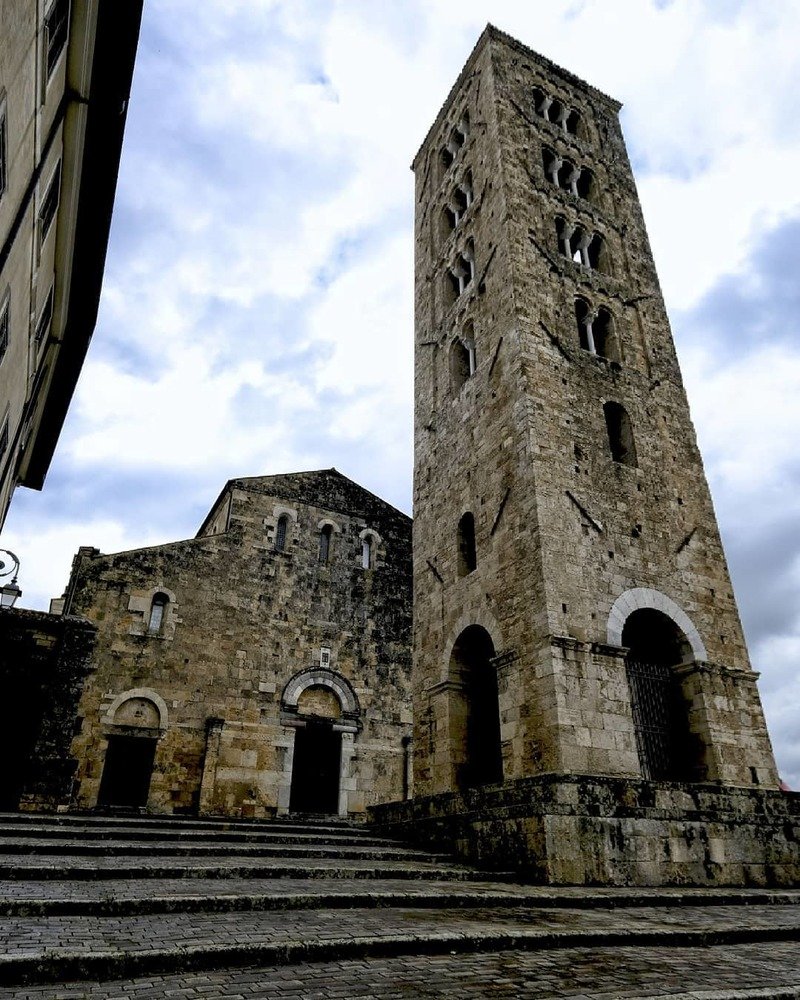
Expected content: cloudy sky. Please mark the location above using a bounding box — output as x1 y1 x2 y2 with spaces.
3 0 800 784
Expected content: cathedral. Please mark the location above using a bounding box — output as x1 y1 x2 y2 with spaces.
9 25 798 887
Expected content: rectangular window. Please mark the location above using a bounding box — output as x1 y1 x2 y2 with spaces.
38 161 61 247
0 97 7 201
34 287 54 348
0 297 8 365
45 0 70 80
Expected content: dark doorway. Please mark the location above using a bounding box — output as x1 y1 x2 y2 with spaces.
97 735 157 808
623 608 695 781
290 721 342 814
450 625 503 791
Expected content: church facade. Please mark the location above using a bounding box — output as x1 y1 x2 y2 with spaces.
54 469 412 819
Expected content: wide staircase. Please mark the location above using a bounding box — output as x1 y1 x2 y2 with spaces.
0 813 799 998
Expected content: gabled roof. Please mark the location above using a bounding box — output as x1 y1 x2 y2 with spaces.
196 468 411 538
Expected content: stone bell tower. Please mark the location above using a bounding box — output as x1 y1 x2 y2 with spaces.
411 25 779 806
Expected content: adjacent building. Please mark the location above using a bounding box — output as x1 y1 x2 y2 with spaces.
49 469 413 818
0 0 143 526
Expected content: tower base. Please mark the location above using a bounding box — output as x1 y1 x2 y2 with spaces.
369 775 800 887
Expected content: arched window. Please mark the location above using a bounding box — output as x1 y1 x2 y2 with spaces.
565 109 581 136
275 515 289 552
318 524 332 565
148 593 169 635
593 307 618 361
450 322 476 393
457 512 477 576
574 298 593 352
603 401 637 467
576 167 593 200
361 534 374 569
587 232 606 271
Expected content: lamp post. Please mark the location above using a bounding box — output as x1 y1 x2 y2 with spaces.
0 549 22 609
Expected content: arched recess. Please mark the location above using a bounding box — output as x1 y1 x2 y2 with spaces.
608 590 706 782
98 689 167 809
448 624 503 792
607 588 706 660
280 668 360 816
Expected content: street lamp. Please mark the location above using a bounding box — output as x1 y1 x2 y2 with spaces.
0 549 22 609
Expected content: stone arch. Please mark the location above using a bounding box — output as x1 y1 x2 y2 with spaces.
281 668 359 721
441 610 503 680
102 688 169 731
607 587 706 661
447 624 503 790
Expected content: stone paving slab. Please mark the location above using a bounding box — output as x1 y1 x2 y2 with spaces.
0 904 798 986
1 940 798 998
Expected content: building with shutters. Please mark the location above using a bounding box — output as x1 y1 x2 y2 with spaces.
0 0 142 526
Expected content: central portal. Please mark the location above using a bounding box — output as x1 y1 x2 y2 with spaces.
289 721 342 814
97 734 157 808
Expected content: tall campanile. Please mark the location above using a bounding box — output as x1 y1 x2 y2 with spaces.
411 26 778 801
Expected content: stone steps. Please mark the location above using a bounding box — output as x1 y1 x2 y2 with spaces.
0 838 446 860
1 877 799 918
0 903 799 987
2 813 799 993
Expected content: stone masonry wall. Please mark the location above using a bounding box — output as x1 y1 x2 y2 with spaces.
62 469 412 818
411 26 778 795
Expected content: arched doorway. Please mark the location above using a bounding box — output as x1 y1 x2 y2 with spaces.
450 625 503 791
97 696 162 808
289 684 343 815
622 608 695 781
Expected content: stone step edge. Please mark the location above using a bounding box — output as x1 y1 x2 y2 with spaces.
0 843 445 860
0 864 511 883
3 887 800 918
0 923 798 988
0 813 367 834
637 990 800 1000
0 827 400 846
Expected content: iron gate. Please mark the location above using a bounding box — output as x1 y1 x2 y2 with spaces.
626 659 683 781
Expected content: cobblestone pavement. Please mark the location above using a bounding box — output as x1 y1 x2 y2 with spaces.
1 940 799 999
1 903 798 957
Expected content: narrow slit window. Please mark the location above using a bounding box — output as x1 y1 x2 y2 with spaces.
457 512 477 576
604 401 637 467
0 418 8 460
575 298 593 352
148 593 169 635
275 515 289 552
318 525 332 565
361 535 373 569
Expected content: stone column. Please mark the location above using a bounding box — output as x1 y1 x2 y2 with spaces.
198 717 224 816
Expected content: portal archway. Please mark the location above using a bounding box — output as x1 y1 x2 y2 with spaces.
280 669 360 816
97 694 163 809
449 625 503 791
622 608 695 781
